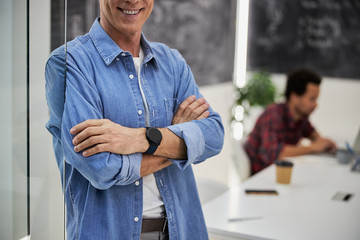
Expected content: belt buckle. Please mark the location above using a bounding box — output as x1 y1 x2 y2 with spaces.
162 217 168 233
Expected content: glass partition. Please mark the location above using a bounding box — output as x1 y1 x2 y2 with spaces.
0 0 29 239
30 0 66 239
0 0 66 239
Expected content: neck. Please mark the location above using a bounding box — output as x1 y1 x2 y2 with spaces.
99 18 141 57
117 34 141 57
287 101 302 121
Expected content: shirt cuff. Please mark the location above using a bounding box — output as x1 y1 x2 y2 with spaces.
167 122 205 170
115 152 142 185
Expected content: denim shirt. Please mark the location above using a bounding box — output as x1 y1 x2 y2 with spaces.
45 19 224 240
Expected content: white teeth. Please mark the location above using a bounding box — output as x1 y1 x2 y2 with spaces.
122 9 139 15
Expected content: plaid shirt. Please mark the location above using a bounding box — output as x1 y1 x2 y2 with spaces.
244 103 315 175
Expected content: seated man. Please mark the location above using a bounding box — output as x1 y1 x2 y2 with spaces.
244 69 336 175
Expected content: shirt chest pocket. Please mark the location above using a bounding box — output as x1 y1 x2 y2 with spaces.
164 98 181 126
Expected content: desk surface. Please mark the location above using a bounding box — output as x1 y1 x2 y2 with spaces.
203 155 360 240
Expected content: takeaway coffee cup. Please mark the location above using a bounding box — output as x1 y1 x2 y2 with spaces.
275 160 294 184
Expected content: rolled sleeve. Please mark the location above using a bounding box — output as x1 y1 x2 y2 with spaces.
167 122 205 170
61 112 142 189
165 49 224 170
57 54 143 189
116 153 142 184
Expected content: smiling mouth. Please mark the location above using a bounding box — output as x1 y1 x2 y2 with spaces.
118 8 141 15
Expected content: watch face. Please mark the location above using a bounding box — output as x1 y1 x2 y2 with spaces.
148 128 162 145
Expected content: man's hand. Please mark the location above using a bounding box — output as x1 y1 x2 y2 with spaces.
311 137 337 153
71 119 147 157
172 95 210 125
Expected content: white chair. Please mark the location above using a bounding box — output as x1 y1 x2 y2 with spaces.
231 138 251 182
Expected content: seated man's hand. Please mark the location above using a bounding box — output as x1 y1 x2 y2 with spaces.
71 119 145 157
172 95 210 125
323 138 337 153
311 137 337 153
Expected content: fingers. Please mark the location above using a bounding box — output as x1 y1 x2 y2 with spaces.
175 95 196 117
81 143 109 157
189 100 210 120
71 119 112 156
196 110 210 120
70 119 106 135
172 95 210 124
74 135 106 154
182 98 210 122
72 126 105 145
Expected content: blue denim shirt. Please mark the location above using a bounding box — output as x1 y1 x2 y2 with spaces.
45 19 224 240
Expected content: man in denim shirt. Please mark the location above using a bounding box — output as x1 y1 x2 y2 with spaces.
45 0 224 239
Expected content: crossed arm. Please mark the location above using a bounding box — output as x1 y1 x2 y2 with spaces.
69 95 210 177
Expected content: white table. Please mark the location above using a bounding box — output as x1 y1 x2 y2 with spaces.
203 155 360 240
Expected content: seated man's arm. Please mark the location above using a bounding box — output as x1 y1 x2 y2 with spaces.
278 130 337 159
310 131 337 151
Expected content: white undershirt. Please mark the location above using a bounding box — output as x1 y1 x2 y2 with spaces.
133 49 165 218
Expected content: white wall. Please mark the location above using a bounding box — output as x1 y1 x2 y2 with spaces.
310 77 360 146
193 82 236 187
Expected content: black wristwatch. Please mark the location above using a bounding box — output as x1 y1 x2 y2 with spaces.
144 127 162 154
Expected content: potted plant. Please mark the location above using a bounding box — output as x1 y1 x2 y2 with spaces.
232 70 278 139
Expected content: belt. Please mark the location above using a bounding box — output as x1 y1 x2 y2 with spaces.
141 218 168 233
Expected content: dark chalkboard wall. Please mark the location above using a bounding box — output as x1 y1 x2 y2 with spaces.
247 0 360 80
143 0 237 86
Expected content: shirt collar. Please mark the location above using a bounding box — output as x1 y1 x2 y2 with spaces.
89 18 158 67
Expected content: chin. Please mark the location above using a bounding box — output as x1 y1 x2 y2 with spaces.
305 109 315 116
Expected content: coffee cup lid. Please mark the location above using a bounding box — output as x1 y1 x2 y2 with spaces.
275 160 293 167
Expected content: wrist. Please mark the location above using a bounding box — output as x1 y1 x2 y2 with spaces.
308 144 318 153
136 128 149 153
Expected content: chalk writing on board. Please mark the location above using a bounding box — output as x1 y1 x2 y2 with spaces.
247 0 360 80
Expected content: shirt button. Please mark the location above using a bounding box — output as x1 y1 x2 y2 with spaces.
121 53 126 57
135 181 140 186
134 217 139 222
137 110 143 115
129 74 134 79
116 57 119 61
